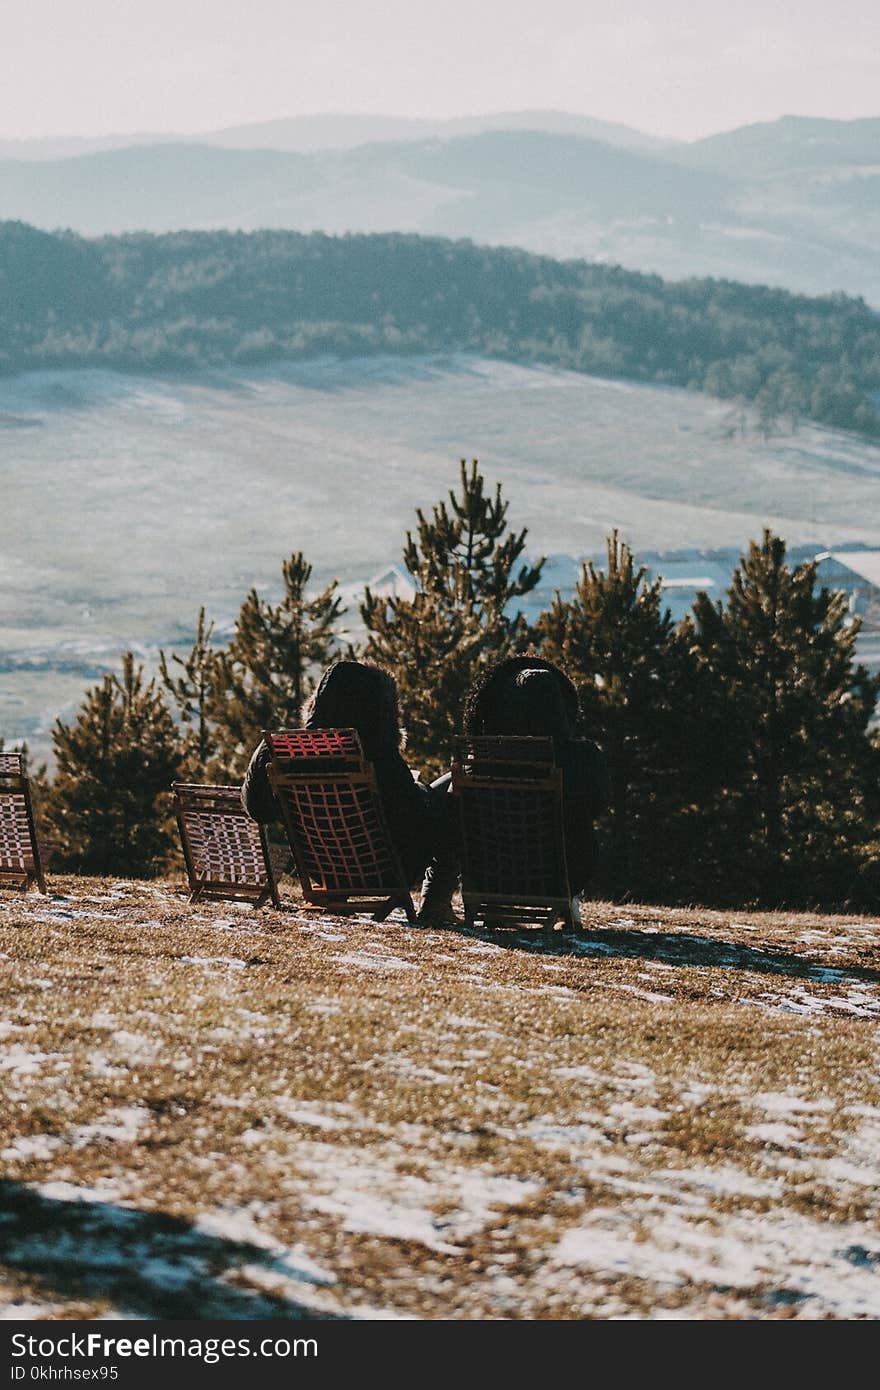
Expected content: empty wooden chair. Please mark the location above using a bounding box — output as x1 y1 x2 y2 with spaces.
452 735 576 934
174 782 282 908
0 752 47 895
264 728 416 921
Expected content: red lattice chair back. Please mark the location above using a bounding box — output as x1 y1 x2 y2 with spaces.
264 728 416 922
0 752 47 895
174 783 284 908
453 736 575 933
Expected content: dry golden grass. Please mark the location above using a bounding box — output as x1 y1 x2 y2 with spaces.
1 876 879 1320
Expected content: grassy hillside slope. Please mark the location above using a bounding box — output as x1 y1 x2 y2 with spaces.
2 879 879 1319
2 222 879 437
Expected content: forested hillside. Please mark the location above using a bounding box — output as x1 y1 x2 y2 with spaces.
2 220 879 436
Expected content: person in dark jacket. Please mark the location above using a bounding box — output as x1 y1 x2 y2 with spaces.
462 655 609 899
240 659 457 918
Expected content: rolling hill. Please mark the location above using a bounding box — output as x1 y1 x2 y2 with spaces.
2 222 878 439
0 108 673 162
0 133 727 238
1 115 877 302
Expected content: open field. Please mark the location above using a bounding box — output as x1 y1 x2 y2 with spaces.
2 878 879 1319
4 355 880 764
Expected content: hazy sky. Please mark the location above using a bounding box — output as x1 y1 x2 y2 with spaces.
2 0 878 142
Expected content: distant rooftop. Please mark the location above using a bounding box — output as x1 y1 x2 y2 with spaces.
816 551 880 590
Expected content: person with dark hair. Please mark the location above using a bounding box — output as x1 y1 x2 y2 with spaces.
240 659 458 920
462 655 609 901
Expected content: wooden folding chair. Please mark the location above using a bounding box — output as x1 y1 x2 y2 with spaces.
173 782 283 908
0 752 47 895
452 736 577 934
264 728 416 922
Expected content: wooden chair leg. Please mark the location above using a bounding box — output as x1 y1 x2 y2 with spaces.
562 895 581 935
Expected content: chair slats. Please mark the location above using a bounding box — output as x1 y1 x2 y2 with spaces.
264 728 416 922
453 736 574 933
174 783 282 908
0 753 47 894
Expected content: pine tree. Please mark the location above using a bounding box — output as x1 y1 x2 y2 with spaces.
210 552 344 776
159 607 220 777
47 652 183 876
361 460 544 771
536 531 698 899
689 530 880 905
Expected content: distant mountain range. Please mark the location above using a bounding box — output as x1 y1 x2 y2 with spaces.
0 110 674 161
0 112 878 303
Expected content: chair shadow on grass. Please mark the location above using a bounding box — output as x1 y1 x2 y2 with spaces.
443 919 880 989
0 1181 343 1319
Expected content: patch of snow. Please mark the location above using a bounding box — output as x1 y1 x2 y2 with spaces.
86 1051 126 1078
0 1133 63 1162
193 1209 336 1286
109 1030 160 1060
274 1098 356 1130
609 983 673 1004
756 1093 835 1118
307 1188 460 1254
818 1157 880 1188
554 1064 604 1083
307 999 341 1016
34 1179 132 1206
0 1046 55 1075
746 1122 805 1147
0 1301 61 1320
300 1145 540 1255
552 1204 880 1317
609 1101 668 1124
654 1165 784 1199
570 940 622 956
90 1010 119 1029
523 1119 610 1151
179 954 249 969
71 1106 151 1147
333 951 416 972
388 1060 456 1085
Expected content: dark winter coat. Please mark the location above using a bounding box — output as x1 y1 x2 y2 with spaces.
240 660 435 884
463 656 609 892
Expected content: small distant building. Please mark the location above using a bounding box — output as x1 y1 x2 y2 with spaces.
639 551 738 625
814 551 880 619
342 547 880 672
366 564 417 604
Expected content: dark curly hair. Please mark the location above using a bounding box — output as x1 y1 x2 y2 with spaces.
462 655 580 741
304 659 404 759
